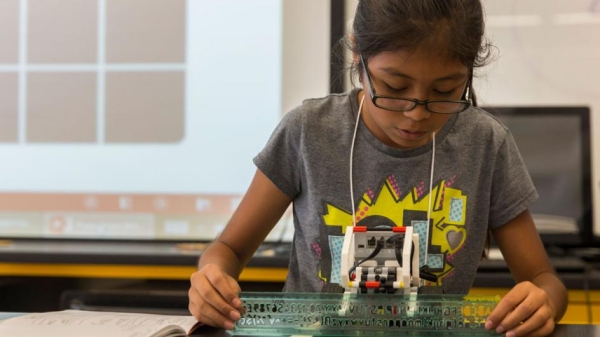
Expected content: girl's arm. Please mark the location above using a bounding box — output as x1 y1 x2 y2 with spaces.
199 168 292 275
189 169 292 328
486 209 568 337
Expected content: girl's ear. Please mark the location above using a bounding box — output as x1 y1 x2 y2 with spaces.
349 34 360 66
352 53 360 68
348 34 364 84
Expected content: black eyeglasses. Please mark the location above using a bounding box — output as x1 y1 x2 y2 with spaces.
360 55 472 114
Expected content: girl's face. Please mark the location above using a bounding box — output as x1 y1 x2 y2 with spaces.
358 49 470 149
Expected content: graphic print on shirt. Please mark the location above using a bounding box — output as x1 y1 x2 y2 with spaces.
322 174 466 285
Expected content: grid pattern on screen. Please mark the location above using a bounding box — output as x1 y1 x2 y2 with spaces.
0 0 186 143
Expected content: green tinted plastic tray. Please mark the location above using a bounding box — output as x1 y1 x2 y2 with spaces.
233 292 500 336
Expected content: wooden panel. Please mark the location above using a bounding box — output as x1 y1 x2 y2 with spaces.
0 263 288 281
470 288 598 324
563 304 590 325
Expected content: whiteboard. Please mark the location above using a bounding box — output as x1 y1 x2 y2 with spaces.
0 0 330 241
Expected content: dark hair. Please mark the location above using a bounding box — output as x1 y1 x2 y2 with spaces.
347 0 494 103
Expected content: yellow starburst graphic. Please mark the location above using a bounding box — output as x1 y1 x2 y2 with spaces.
322 177 467 282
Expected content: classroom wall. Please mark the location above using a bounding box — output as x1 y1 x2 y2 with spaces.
282 1 330 114
476 0 600 236
343 0 600 237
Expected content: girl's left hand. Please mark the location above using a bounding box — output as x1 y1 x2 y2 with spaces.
485 281 556 337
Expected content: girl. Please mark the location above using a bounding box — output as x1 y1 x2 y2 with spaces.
188 1 567 336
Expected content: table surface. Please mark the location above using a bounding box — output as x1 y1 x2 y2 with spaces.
1 313 597 336
192 324 600 336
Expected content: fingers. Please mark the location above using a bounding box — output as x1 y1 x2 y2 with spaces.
486 281 555 337
189 292 235 330
486 282 529 332
227 277 245 315
188 264 243 329
506 307 554 337
205 269 242 311
223 274 243 309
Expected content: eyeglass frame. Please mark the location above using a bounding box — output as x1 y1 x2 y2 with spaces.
360 54 473 114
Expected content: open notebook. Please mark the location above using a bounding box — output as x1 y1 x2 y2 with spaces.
0 310 203 337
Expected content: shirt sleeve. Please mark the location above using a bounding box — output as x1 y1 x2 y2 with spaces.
253 106 305 199
488 130 539 229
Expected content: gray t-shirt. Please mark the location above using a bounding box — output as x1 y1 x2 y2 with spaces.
254 89 537 294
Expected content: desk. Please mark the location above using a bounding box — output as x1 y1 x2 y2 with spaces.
1 240 598 324
0 313 596 337
175 325 600 336
0 240 590 284
0 240 288 281
0 240 289 313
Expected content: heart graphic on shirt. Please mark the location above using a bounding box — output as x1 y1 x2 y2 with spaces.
446 229 465 250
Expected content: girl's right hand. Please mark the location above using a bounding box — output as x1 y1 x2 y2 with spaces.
188 263 244 330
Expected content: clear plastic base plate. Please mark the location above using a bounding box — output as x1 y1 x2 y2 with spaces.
233 292 500 336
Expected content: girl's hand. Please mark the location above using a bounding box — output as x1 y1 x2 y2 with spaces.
485 281 556 337
188 263 244 330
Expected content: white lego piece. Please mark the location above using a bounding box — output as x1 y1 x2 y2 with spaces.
340 226 355 289
339 225 423 295
402 226 413 295
412 232 421 286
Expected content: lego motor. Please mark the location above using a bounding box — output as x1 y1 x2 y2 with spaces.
333 225 439 295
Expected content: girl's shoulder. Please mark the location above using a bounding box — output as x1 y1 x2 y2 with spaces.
281 90 357 130
291 91 355 117
453 106 512 144
460 106 509 129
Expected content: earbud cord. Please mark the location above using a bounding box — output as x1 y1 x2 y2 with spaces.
350 95 365 227
350 95 436 264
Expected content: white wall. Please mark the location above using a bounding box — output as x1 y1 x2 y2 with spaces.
344 0 359 88
477 0 600 236
283 1 330 114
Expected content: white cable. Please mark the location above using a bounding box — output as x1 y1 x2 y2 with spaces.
350 95 366 227
425 131 436 264
349 97 436 265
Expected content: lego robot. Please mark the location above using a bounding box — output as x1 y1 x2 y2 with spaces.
325 225 439 295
